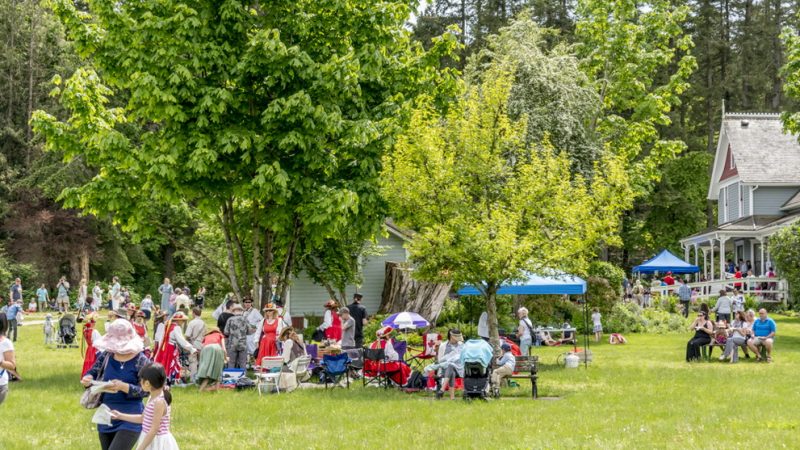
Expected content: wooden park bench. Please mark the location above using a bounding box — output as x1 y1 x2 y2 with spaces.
497 355 539 399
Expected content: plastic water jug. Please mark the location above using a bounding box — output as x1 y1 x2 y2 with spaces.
565 353 580 369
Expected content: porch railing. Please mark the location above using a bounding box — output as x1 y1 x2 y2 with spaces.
649 277 789 307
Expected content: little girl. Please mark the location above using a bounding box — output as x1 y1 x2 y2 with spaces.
591 308 603 342
43 314 54 345
111 363 179 450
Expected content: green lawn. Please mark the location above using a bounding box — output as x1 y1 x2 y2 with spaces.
4 313 799 449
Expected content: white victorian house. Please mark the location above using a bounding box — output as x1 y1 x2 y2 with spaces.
680 112 800 281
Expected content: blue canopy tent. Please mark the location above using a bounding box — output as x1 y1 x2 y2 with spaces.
632 249 700 274
457 272 589 370
457 272 587 296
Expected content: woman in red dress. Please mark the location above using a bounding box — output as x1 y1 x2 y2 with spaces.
255 304 283 365
81 313 101 377
363 326 410 386
322 300 342 341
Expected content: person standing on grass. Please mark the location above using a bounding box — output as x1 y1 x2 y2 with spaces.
81 319 150 450
5 298 20 342
340 308 356 349
158 278 173 313
36 284 49 312
478 311 489 341
110 363 179 450
77 279 88 312
185 308 206 381
241 297 263 359
677 279 692 318
224 304 249 369
0 316 17 405
712 290 732 323
56 276 70 312
591 308 603 342
516 307 533 356
9 278 23 305
686 311 713 362
347 293 368 348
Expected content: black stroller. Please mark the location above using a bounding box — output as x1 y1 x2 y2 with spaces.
461 339 493 400
57 313 78 348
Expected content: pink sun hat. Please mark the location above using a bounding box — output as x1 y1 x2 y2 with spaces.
93 319 144 354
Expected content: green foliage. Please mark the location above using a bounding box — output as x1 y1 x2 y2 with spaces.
605 302 688 333
766 223 800 305
587 262 625 293
576 0 696 196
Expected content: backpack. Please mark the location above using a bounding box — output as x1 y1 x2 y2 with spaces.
404 370 425 389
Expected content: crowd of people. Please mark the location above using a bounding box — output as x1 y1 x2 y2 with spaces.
685 304 777 364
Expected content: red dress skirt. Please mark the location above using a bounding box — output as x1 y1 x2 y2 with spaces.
81 322 97 377
256 320 280 364
324 311 342 341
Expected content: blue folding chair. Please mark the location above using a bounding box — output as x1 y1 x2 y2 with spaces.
322 353 352 389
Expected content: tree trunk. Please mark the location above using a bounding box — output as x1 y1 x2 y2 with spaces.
26 0 36 142
485 283 500 350
163 244 175 279
218 210 242 300
7 0 16 124
80 247 90 282
378 261 452 322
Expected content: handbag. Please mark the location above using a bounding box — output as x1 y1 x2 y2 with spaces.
80 354 110 409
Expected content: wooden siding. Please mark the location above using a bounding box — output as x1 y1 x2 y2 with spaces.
753 187 800 216
288 234 407 317
742 185 751 218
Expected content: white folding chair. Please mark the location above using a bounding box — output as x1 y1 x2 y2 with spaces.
256 356 284 396
288 355 312 384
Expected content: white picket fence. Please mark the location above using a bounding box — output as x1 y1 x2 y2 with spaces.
648 277 789 306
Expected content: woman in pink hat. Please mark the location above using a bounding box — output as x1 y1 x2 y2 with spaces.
80 319 150 450
363 326 410 386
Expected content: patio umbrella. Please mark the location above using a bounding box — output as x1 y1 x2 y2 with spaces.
381 312 430 330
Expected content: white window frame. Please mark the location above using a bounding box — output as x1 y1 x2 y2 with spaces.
729 152 736 170
722 186 729 222
738 183 743 219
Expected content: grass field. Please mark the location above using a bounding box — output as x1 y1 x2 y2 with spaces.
3 312 800 449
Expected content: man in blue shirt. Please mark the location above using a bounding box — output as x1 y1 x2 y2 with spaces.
747 308 777 362
9 278 22 303
677 279 692 318
5 298 21 342
36 284 50 312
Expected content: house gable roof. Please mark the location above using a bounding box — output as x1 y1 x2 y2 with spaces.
708 113 800 199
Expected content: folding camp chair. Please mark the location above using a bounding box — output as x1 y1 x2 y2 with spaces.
288 355 312 384
256 356 284 396
407 332 441 371
322 353 352 389
362 347 389 388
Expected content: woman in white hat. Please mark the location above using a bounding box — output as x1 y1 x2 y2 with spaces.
364 326 410 386
80 319 150 450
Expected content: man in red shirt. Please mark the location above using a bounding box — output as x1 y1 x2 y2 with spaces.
663 272 675 286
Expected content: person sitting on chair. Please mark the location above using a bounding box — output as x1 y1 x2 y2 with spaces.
364 326 410 386
491 343 516 393
560 321 576 345
747 308 776 362
279 327 307 365
430 329 463 400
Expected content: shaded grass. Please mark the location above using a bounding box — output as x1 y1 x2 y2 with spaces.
4 313 800 449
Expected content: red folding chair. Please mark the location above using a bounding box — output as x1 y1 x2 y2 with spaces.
407 332 441 371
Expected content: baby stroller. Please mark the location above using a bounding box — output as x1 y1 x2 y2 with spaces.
460 339 493 400
57 313 78 348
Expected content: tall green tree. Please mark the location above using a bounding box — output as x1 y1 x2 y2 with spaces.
383 56 629 346
33 0 456 306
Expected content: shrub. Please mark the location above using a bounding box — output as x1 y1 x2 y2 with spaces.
605 302 688 334
588 261 625 295
769 223 800 307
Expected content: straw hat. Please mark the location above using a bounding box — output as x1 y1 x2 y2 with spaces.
171 311 189 321
324 299 338 309
376 326 394 338
279 327 294 340
263 303 278 313
231 303 244 312
204 327 221 336
111 308 129 319
93 319 144 355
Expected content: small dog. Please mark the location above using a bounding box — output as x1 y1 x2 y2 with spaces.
43 314 55 345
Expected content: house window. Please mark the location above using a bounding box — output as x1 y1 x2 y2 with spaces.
729 152 736 170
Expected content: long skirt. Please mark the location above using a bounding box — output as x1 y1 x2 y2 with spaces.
197 344 225 382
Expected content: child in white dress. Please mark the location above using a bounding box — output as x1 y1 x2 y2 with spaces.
43 314 54 345
111 362 179 450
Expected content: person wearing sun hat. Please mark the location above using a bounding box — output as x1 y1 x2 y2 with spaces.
154 311 196 382
80 312 102 377
240 297 263 360
318 299 342 342
255 303 283 364
364 325 410 386
81 319 150 450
